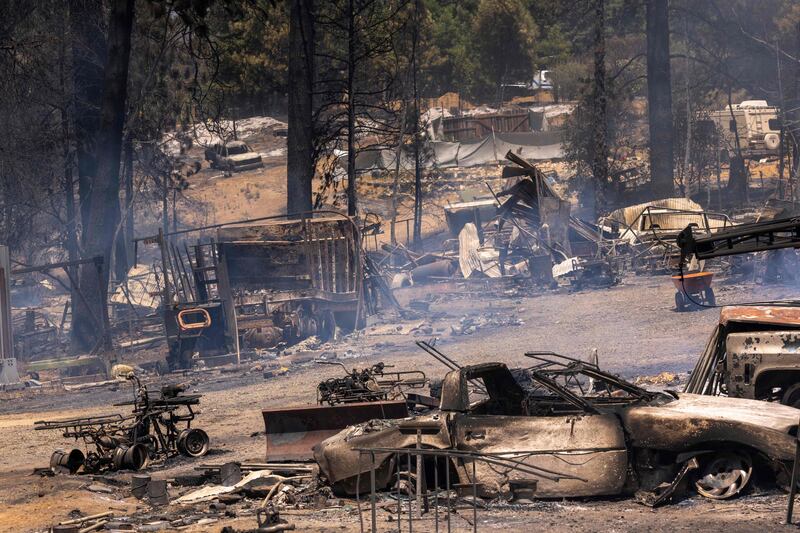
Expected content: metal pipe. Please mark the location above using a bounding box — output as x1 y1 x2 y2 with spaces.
446 457 451 533
407 451 413 533
416 430 423 518
472 460 477 533
787 424 800 524
369 450 377 533
434 456 439 533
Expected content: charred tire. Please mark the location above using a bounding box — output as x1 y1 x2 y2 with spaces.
694 450 753 500
112 444 149 471
50 448 85 474
675 291 687 312
781 383 800 408
177 428 210 457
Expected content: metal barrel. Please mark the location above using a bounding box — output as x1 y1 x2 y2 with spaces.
50 449 85 474
130 474 151 499
147 479 169 506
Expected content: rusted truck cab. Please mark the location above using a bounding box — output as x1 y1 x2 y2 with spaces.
688 305 800 406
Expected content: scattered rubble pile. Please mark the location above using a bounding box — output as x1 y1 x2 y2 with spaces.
49 462 317 532
315 361 427 405
377 152 623 293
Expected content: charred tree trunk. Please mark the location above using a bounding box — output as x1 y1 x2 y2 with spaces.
725 85 747 202
790 20 800 201
590 0 610 207
287 0 315 215
124 137 134 263
346 0 357 217
72 0 135 352
412 0 422 248
59 4 79 282
69 0 106 236
646 0 675 198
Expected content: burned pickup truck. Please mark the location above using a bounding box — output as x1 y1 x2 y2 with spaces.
204 140 263 172
677 218 800 407
149 213 366 369
315 356 799 502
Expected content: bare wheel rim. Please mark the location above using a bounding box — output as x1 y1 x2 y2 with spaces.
695 451 753 500
183 429 209 457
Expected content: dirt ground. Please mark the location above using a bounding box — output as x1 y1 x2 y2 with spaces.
3 272 800 532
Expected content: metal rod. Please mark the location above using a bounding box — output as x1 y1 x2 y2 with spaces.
370 451 378 533
357 451 364 533
354 447 575 482
446 456 451 533
11 256 103 276
787 425 800 524
416 430 423 518
434 456 439 533
134 209 354 241
407 451 413 533
397 453 402 533
472 460 477 533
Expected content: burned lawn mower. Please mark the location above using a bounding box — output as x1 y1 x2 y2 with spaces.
35 375 209 474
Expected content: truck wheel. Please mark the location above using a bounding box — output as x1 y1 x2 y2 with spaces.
782 383 800 408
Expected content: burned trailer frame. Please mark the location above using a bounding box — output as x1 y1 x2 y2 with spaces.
215 213 364 344
137 212 367 369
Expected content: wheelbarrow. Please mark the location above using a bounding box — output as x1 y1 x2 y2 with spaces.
671 271 715 311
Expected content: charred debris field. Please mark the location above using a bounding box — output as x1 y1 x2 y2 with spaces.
5 0 800 531
3 274 800 532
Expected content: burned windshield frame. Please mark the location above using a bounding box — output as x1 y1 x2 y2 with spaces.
524 351 657 402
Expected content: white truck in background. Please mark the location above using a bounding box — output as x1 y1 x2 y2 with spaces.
706 100 781 159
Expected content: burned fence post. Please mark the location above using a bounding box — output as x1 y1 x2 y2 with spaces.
787 417 800 524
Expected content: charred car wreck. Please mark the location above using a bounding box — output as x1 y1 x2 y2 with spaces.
314 354 800 504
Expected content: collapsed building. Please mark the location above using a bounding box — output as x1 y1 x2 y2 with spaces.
384 151 620 289
133 212 372 369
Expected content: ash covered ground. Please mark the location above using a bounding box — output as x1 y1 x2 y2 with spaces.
2 273 800 532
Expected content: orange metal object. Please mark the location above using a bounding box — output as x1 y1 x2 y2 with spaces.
177 308 212 330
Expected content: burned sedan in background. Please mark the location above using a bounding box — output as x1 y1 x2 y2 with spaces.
314 356 800 503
